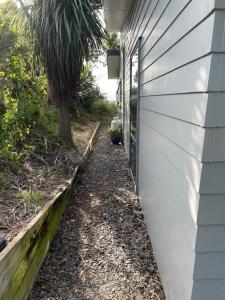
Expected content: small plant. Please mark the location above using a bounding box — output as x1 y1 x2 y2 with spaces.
108 127 122 145
131 127 136 136
20 190 46 206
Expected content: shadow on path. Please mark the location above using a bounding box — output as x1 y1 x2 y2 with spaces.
32 125 164 300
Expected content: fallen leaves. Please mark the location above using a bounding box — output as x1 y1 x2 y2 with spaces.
32 125 165 300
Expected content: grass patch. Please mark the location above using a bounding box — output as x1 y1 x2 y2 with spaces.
20 190 46 206
83 99 117 118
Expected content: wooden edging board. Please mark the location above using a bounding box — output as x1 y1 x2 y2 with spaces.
0 121 101 300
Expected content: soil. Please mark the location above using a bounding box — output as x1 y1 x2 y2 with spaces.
0 121 97 243
31 125 165 300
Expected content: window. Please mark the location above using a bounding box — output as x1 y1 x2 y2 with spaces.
130 45 139 183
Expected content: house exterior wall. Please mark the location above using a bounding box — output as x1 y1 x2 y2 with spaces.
119 0 225 299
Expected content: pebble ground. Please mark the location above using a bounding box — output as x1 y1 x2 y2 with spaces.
32 125 165 300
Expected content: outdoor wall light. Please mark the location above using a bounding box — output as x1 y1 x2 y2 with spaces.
107 49 121 79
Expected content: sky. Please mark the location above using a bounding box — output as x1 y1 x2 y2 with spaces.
0 0 117 101
92 59 118 101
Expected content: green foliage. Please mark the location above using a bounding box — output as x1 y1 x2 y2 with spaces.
0 142 22 165
85 100 117 117
107 127 122 145
17 0 105 103
108 127 121 136
19 189 46 205
0 52 47 149
0 2 17 63
0 6 59 166
76 66 104 106
104 32 120 50
0 1 106 166
39 105 59 135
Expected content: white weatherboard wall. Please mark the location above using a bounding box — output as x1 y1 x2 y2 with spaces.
120 0 225 299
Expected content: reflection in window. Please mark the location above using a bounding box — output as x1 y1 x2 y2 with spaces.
130 46 138 182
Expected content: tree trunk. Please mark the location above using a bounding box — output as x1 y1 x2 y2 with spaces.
47 81 53 105
58 99 73 144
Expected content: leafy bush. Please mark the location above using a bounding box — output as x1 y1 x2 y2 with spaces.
86 100 117 117
39 105 59 135
20 190 46 206
0 2 17 63
76 67 104 106
0 52 48 163
108 127 122 144
0 4 55 166
0 141 22 165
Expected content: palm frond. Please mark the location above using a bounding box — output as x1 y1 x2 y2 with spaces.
15 0 105 103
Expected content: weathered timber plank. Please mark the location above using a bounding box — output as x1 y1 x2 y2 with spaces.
1 189 70 300
0 186 67 297
0 122 100 300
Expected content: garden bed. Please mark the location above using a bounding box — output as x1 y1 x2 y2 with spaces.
0 121 100 300
0 121 98 244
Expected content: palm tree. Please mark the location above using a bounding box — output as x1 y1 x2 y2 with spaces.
104 32 120 50
17 0 105 143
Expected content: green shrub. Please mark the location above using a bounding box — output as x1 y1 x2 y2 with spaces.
108 127 122 144
20 190 46 206
0 54 47 146
0 3 60 166
39 105 59 134
0 144 21 165
87 100 117 117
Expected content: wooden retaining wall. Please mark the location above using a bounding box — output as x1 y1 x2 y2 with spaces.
0 122 101 300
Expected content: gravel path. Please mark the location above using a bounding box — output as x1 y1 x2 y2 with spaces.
32 125 165 300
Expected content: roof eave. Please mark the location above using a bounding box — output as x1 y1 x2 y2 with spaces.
103 0 133 32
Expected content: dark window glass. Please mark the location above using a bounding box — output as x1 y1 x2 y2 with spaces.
130 46 138 182
130 47 138 140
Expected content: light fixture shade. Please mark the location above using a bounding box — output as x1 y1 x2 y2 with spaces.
107 49 120 79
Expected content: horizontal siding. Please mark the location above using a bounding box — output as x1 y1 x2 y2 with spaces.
196 225 225 252
139 129 195 300
205 93 225 127
140 118 200 224
193 6 225 299
200 163 225 194
123 0 162 81
140 13 215 84
124 0 160 60
125 0 149 53
197 194 225 225
203 128 225 161
140 0 171 55
140 0 216 70
208 53 225 91
120 0 225 299
141 92 225 128
194 252 225 279
192 279 225 300
140 94 208 126
141 55 212 95
215 0 225 9
140 0 190 60
140 109 205 161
